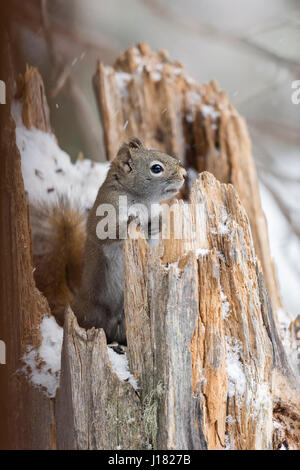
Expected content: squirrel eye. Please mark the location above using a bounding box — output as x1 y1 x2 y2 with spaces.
150 163 164 175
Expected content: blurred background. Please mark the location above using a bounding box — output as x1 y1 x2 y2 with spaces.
8 0 300 318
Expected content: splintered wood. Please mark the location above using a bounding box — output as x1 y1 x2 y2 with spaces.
124 172 278 450
56 308 146 450
0 46 54 449
16 65 52 133
94 42 282 321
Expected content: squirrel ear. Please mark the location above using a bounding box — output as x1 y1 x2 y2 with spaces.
128 137 144 150
115 137 144 172
116 143 133 173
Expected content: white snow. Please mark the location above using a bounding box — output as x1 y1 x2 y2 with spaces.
218 209 231 235
173 67 183 76
151 71 162 82
12 100 110 211
225 434 231 450
107 347 138 390
164 260 183 279
185 75 197 86
114 71 132 98
226 337 246 398
187 90 202 105
185 111 194 123
226 415 236 425
201 104 220 121
252 381 271 414
21 316 63 398
220 288 230 319
195 248 210 258
113 51 173 97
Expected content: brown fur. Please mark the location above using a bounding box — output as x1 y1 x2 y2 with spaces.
30 196 86 325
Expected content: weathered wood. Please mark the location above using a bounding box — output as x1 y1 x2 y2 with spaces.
125 241 207 449
0 31 54 450
94 43 282 322
123 172 280 450
272 370 300 450
16 65 52 132
56 308 145 450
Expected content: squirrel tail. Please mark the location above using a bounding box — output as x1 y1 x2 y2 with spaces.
30 196 87 325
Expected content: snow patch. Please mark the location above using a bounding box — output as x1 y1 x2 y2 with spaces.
186 111 194 123
115 72 132 97
218 209 231 235
21 316 63 398
164 260 183 279
220 288 230 319
114 53 167 96
253 381 271 414
226 337 246 398
187 90 201 105
173 67 183 76
226 415 236 425
195 248 210 258
107 347 138 390
201 104 220 121
225 434 231 450
151 71 162 82
12 100 109 210
210 208 233 238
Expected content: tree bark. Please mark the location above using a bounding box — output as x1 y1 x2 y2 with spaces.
123 172 299 450
0 33 54 450
16 65 52 133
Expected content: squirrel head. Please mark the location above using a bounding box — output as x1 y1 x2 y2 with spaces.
110 138 186 203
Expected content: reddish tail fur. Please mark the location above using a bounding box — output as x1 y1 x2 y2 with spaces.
30 197 86 325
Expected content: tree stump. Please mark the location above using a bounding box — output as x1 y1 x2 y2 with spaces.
0 39 299 450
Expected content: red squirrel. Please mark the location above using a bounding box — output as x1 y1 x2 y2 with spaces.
31 138 186 345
